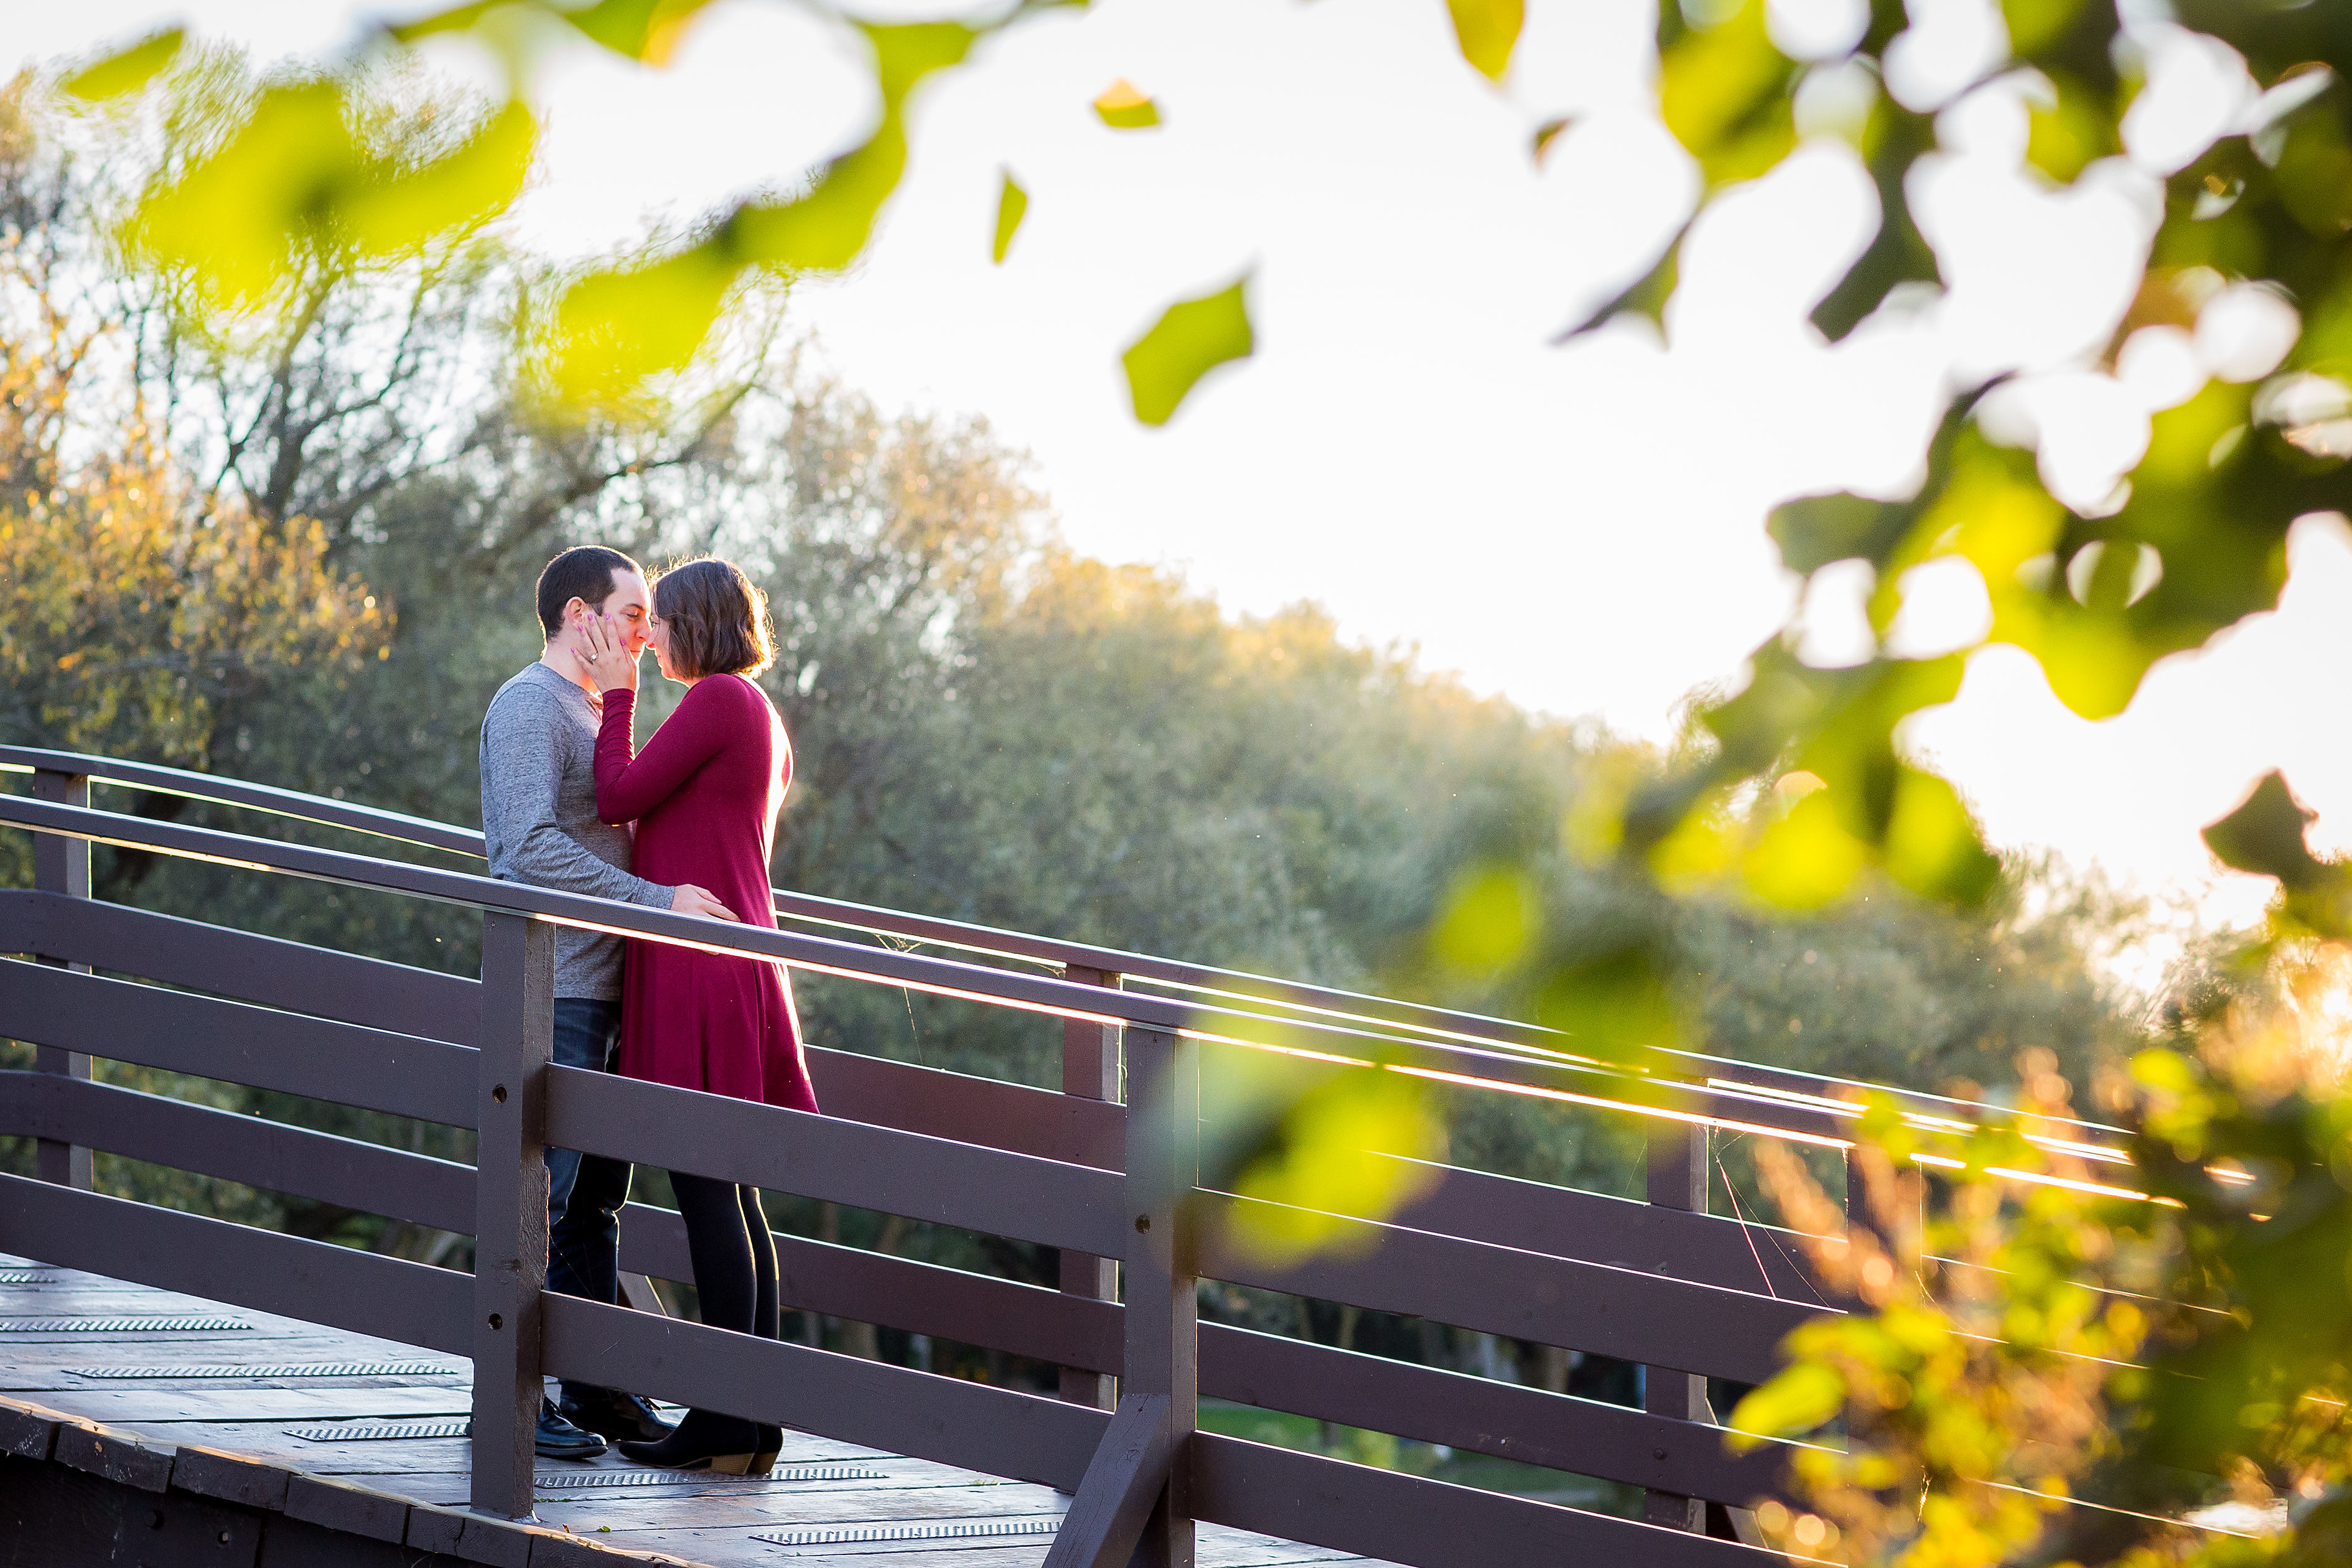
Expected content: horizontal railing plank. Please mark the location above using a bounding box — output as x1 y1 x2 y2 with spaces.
544 1066 1129 1257
0 889 480 1042
1196 1193 1828 1387
0 1173 472 1356
1380 1158 1836 1305
1202 1323 1796 1510
1 742 2130 1149
541 1293 1106 1491
806 1047 1121 1170
616 1207 1796 1508
0 959 476 1128
1193 1432 1768 1568
616 1205 1122 1373
0 1072 476 1236
0 791 1865 1149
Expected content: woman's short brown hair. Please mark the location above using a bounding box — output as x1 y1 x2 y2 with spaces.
652 558 775 679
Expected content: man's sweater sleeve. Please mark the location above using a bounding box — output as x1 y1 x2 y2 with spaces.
482 685 670 908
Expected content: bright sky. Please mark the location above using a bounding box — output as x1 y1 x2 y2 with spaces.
22 0 2351 956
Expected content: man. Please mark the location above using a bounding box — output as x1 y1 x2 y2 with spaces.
480 545 738 1460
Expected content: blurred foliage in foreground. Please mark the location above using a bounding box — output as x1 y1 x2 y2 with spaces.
26 0 2352 1554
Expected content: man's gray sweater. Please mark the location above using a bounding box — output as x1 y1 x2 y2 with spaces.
480 661 668 999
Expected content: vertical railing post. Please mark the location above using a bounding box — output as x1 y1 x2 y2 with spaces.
1060 964 1123 1409
1123 1025 1198 1568
472 910 553 1519
30 768 91 1192
1643 1112 1709 1531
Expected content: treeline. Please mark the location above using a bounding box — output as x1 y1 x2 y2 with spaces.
0 63 2188 1450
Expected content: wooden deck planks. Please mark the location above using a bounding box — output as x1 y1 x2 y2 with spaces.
0 1253 1389 1568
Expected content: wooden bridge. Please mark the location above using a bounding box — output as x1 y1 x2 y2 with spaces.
0 745 2128 1568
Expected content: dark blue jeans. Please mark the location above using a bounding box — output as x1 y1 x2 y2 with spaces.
549 998 631 1399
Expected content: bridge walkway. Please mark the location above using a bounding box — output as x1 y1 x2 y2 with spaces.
0 1253 1384 1567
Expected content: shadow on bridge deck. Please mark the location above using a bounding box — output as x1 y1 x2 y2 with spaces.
0 1253 1386 1568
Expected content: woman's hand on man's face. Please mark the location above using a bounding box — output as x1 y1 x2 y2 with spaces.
576 608 640 696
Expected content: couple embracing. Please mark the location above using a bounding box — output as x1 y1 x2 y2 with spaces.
478 546 818 1474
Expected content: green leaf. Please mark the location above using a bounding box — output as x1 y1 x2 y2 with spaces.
1554 226 1682 340
1812 102 1939 341
1093 79 1161 129
1770 492 1905 574
2002 0 2091 56
1447 0 1524 83
1121 274 1255 426
1744 790 1870 910
1531 116 1575 164
2025 73 2119 185
731 23 975 276
2203 770 2325 889
1225 1070 1447 1263
1526 936 1682 1062
992 169 1028 265
1882 768 2000 905
733 124 909 274
866 21 981 108
558 0 721 65
129 81 362 307
385 2 503 45
1729 1361 1847 1446
1657 0 1797 189
342 101 536 257
62 28 185 101
1429 864 1541 976
548 242 744 408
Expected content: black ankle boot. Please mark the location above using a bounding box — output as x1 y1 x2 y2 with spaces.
615 1407 763 1473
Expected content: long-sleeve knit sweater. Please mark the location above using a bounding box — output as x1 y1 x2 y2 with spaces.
479 661 670 999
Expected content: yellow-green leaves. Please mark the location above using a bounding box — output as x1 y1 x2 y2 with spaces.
1883 768 2001 904
1657 0 1798 189
2025 74 2118 185
343 100 535 257
2200 770 2352 939
1429 864 1541 975
1121 274 1255 426
63 29 185 101
732 22 975 274
559 0 721 66
541 20 972 404
548 245 741 410
992 169 1028 264
1093 79 1161 130
1446 0 1525 84
1225 1068 1447 1264
1745 790 1872 910
2203 770 2324 888
131 82 360 308
131 82 535 310
1729 1361 1847 1446
2001 0 2091 57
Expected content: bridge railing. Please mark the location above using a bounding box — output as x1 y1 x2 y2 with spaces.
0 750 2097 1565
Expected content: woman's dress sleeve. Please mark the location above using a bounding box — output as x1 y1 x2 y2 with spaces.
594 686 726 824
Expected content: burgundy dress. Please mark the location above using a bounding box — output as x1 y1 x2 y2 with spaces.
593 674 817 1113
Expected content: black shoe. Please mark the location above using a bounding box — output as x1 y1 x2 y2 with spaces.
560 1386 678 1445
615 1407 764 1474
535 1397 609 1461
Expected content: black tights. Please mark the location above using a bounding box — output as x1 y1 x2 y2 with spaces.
668 1174 778 1449
671 1173 778 1340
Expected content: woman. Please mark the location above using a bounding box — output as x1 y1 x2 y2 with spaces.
576 556 814 1474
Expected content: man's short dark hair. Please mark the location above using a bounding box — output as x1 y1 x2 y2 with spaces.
536 546 642 638
652 558 775 679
